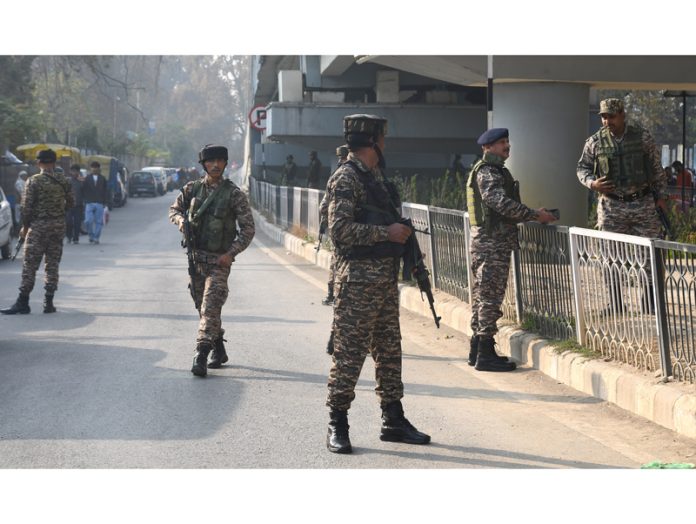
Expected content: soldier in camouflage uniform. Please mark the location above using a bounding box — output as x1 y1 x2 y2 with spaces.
169 145 255 377
325 115 430 454
576 98 668 311
319 145 349 306
467 129 556 371
307 151 322 189
2 149 74 315
577 98 667 237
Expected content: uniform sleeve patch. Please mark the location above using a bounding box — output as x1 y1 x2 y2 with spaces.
335 189 353 200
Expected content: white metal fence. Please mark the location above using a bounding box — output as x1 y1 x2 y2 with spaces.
249 176 696 384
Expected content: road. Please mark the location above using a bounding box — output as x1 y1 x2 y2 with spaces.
1 192 695 470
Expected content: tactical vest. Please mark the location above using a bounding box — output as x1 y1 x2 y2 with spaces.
337 162 404 260
189 180 238 254
466 153 520 233
595 125 652 189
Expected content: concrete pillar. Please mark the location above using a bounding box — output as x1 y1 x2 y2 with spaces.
494 82 590 227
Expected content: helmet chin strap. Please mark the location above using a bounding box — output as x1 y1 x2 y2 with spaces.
373 143 386 170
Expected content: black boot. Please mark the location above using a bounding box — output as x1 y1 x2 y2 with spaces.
321 283 335 306
475 336 516 372
1 293 30 315
380 400 430 445
208 336 229 368
191 342 213 377
43 293 56 314
327 410 352 454
468 334 508 366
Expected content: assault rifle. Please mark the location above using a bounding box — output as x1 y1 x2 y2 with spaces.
316 219 327 253
652 189 675 241
11 237 24 261
182 198 201 312
401 218 441 328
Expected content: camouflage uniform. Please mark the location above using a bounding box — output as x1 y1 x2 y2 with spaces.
325 153 404 411
318 190 336 298
281 157 297 186
577 122 666 238
319 146 348 302
307 153 322 189
169 177 255 346
19 169 74 296
468 152 537 338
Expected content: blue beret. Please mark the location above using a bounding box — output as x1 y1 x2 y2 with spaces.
477 128 509 146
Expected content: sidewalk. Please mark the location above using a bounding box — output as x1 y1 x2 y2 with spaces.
252 208 696 441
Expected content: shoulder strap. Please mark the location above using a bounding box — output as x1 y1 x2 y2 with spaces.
193 180 230 219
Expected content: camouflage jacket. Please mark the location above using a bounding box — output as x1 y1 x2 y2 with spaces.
22 169 74 227
169 176 255 259
327 153 399 283
577 123 666 198
470 154 537 244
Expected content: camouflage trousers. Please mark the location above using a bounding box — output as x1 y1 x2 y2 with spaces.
326 281 404 412
597 195 663 238
191 253 231 347
470 233 514 337
598 195 662 308
19 219 65 296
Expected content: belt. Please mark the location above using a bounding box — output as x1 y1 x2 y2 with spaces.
604 186 652 202
194 252 221 265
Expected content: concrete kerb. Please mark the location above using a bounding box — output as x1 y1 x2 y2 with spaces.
251 208 696 441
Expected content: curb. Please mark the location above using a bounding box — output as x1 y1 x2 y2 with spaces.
252 209 696 441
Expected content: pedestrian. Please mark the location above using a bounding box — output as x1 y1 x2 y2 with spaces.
576 98 668 310
82 161 109 244
467 128 556 372
13 170 29 231
281 155 297 186
307 151 322 189
319 145 349 306
65 164 84 244
169 144 255 377
671 160 693 211
1 149 74 315
324 114 430 454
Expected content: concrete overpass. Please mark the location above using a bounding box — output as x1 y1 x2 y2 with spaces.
250 55 696 225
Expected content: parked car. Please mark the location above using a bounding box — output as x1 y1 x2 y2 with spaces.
0 186 13 259
128 171 159 197
140 167 167 196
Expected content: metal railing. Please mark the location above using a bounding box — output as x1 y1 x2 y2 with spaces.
249 176 696 384
569 229 663 373
655 239 696 382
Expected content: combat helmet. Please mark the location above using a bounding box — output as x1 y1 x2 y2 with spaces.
343 114 388 140
198 144 228 165
336 145 349 158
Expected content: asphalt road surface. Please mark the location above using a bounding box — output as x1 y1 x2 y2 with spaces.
2 192 696 471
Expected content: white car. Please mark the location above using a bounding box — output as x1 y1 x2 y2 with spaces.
0 186 13 259
140 167 167 196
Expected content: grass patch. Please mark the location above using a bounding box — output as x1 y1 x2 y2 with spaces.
550 338 601 360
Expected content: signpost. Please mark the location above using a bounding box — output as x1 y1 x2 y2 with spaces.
249 105 267 132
